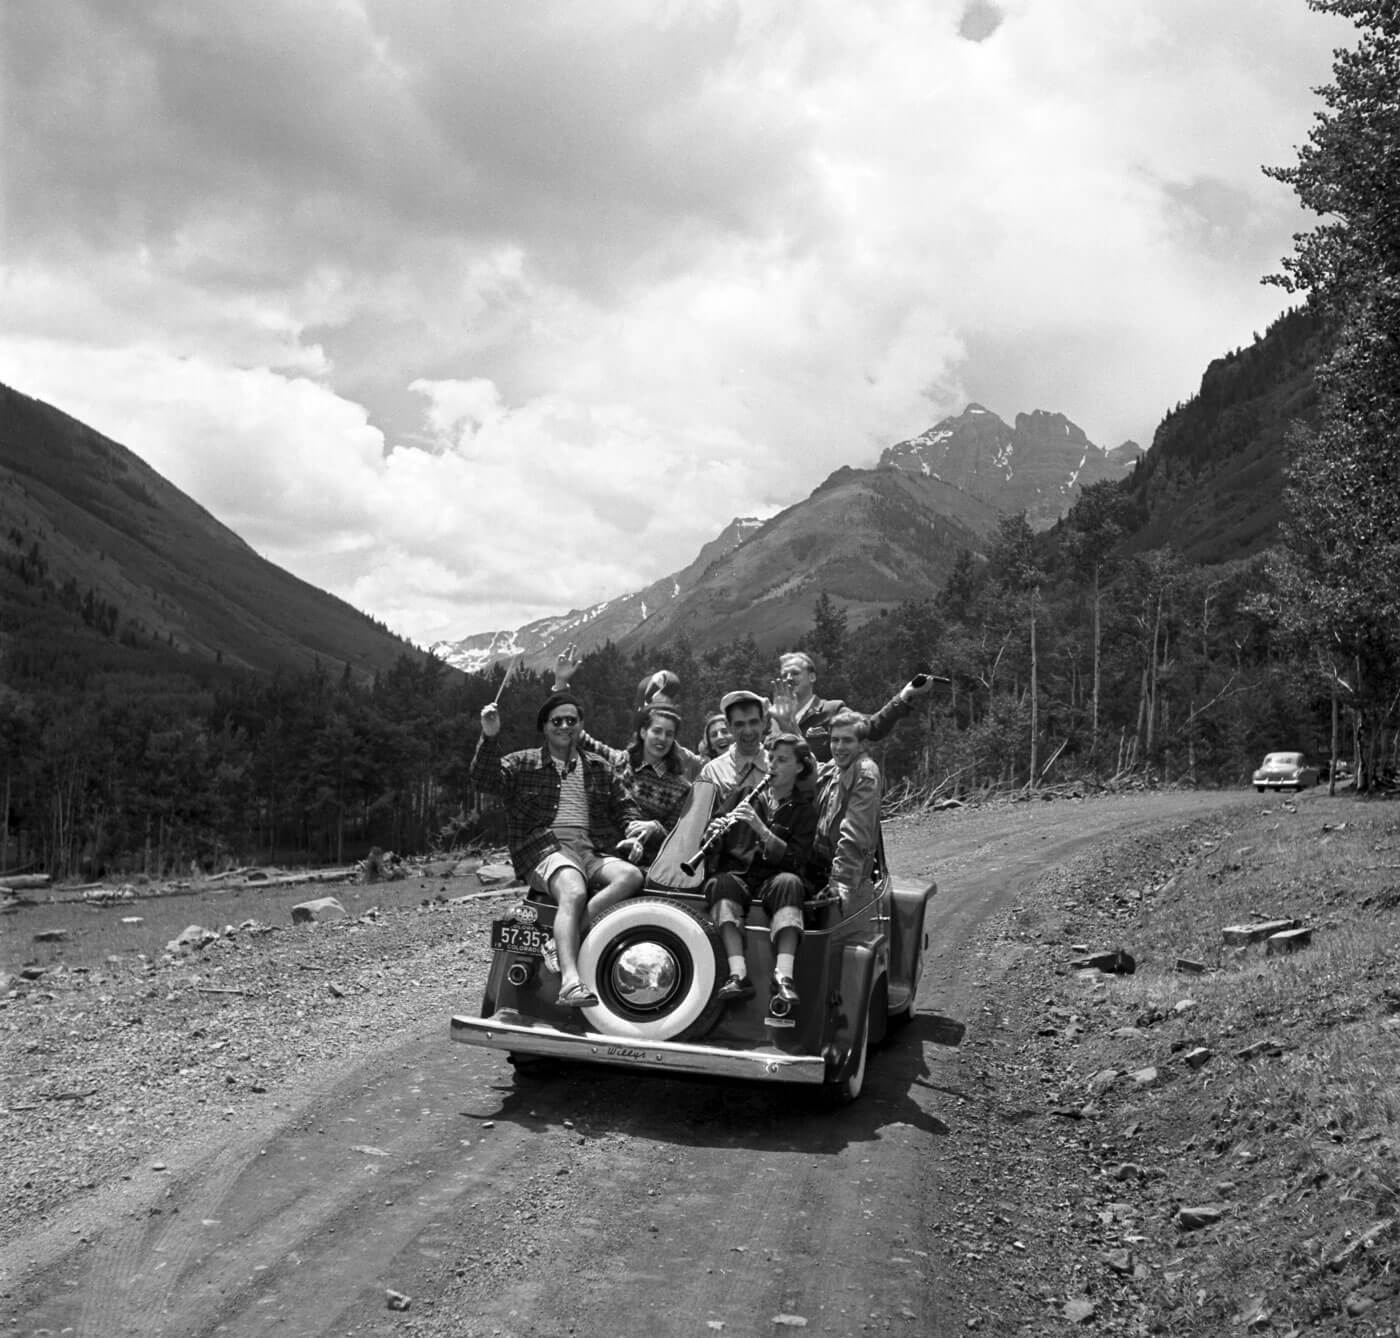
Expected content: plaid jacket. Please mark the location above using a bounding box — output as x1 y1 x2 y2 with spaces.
470 735 641 880
575 729 693 845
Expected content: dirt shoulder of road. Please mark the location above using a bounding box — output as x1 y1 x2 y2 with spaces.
893 789 1400 1336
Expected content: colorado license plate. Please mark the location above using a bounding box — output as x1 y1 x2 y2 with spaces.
491 920 550 956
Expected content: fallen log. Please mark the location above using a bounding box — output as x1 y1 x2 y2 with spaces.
0 874 52 890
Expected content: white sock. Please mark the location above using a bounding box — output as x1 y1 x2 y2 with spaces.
776 952 796 977
728 954 747 978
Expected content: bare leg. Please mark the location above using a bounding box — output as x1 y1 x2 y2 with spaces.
546 867 590 989
586 860 643 917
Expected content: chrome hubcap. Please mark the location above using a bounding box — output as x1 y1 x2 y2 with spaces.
611 941 679 1008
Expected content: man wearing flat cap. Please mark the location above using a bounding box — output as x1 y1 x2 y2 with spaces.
472 691 643 1007
697 688 775 807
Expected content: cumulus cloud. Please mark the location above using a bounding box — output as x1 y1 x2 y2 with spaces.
0 0 1351 643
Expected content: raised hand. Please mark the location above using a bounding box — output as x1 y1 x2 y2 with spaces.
769 678 799 730
480 702 501 738
553 643 581 689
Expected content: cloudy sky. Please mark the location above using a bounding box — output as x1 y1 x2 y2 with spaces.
0 0 1347 646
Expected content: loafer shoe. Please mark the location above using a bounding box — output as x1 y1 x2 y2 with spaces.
770 973 800 1009
717 973 756 1001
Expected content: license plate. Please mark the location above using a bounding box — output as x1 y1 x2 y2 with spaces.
491 920 551 956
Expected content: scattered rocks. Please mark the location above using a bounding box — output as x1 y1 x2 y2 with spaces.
1235 1038 1285 1060
290 898 347 924
475 862 515 888
1265 926 1312 955
1062 1296 1096 1323
1088 1069 1120 1097
1102 1247 1133 1274
1068 948 1136 974
1183 1046 1213 1070
1174 957 1206 974
385 1289 412 1311
1176 1204 1225 1231
166 925 219 954
1222 918 1300 947
32 929 68 943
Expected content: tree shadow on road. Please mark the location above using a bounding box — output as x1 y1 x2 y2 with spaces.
462 1008 968 1154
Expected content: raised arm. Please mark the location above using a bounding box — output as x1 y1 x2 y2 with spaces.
469 703 509 803
864 675 933 744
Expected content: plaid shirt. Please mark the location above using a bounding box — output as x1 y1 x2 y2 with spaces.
577 730 692 849
471 735 641 880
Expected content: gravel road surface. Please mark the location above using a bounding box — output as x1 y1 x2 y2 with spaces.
1 789 1254 1336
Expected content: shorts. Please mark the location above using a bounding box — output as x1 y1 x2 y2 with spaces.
528 839 634 899
704 870 808 937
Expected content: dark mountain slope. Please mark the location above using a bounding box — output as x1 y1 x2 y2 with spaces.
0 383 423 680
1119 304 1329 561
615 465 1001 654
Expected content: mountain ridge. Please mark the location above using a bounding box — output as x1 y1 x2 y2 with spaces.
437 402 1140 668
0 382 425 681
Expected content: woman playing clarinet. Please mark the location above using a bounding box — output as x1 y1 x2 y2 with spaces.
699 732 817 1014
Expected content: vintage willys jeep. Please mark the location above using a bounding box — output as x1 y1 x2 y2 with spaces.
450 782 936 1102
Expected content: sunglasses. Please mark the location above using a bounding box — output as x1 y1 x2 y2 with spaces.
549 715 581 727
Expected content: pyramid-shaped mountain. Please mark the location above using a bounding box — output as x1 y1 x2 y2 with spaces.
880 404 1139 529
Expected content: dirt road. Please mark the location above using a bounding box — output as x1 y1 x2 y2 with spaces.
8 790 1253 1337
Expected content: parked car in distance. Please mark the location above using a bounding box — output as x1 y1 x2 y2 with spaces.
1252 752 1320 792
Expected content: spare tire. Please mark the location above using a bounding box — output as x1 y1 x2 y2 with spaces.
578 896 724 1041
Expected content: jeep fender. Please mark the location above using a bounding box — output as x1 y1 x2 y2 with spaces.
825 941 877 1081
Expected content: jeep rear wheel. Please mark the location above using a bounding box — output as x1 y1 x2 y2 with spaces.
827 994 871 1106
577 896 724 1041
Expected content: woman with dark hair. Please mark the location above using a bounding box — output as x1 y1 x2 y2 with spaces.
562 704 691 867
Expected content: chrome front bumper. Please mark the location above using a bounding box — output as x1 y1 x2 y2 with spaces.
451 1010 828 1084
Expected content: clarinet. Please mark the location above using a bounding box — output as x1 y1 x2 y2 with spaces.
679 774 774 878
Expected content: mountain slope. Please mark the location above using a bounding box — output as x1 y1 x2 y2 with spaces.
880 404 1138 528
614 466 1001 654
0 383 423 680
445 403 1130 668
429 517 765 673
1118 304 1328 561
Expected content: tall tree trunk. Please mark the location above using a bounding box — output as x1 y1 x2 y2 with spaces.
1091 563 1102 758
1028 596 1039 789
1329 671 1340 796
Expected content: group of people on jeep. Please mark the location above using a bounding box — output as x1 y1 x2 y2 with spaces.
470 648 932 1014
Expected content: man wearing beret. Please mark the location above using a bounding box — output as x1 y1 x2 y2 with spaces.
472 692 643 1007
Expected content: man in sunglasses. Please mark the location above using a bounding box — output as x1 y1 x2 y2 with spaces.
473 691 643 1007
